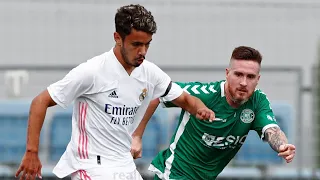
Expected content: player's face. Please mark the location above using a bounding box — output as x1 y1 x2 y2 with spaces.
118 29 152 68
226 59 260 104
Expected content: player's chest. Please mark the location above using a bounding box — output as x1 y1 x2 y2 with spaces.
208 101 256 127
194 111 253 136
214 109 254 125
88 78 152 108
194 107 256 149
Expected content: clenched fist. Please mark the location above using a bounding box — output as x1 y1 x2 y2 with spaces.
196 108 215 122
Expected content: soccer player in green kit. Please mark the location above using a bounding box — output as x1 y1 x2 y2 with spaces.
131 46 296 180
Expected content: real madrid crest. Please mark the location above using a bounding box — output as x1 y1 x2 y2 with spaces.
240 109 255 123
139 88 147 101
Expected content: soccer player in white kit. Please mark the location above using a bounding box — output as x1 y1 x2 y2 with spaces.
15 4 215 180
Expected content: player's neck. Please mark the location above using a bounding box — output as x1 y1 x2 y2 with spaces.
113 47 135 75
224 82 241 108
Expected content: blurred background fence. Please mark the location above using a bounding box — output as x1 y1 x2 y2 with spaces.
1 0 320 179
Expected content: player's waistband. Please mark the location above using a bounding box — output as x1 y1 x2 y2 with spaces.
68 144 135 168
88 153 135 169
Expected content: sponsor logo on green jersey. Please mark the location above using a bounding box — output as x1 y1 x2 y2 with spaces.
201 133 247 149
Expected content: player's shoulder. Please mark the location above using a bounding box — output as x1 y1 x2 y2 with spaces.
86 51 109 68
253 88 267 96
250 88 269 101
79 50 116 76
176 80 222 87
139 60 168 80
211 80 224 90
141 60 160 70
65 51 110 84
176 80 222 96
209 80 224 96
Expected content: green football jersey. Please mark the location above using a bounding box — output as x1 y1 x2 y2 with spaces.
149 80 279 180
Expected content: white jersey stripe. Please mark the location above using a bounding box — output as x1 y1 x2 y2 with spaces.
164 112 190 179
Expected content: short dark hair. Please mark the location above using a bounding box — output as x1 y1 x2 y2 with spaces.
231 46 262 65
115 4 157 40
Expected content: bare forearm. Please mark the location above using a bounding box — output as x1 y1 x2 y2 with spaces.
172 92 206 116
186 97 207 116
265 127 288 152
27 90 55 153
132 98 160 138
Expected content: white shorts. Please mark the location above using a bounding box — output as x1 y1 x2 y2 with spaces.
53 146 142 179
70 167 143 180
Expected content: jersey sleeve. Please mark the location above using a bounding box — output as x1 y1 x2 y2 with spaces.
161 81 213 108
251 90 279 140
150 64 183 101
47 62 95 109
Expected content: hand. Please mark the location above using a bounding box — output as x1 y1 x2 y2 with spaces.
278 144 296 163
15 151 42 180
196 108 215 122
130 136 142 159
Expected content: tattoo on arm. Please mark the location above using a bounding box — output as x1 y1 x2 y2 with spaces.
265 127 288 152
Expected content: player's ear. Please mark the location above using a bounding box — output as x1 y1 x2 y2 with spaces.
225 68 230 78
114 32 122 46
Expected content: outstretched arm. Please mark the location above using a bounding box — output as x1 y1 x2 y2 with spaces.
171 92 215 121
264 127 296 163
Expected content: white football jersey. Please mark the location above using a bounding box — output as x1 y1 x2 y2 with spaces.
48 48 183 178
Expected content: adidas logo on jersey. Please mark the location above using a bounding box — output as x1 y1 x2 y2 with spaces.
108 91 118 98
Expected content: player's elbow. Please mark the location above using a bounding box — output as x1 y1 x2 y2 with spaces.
32 90 57 108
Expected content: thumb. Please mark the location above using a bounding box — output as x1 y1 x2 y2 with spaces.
209 111 215 122
37 167 42 179
130 148 135 156
37 173 42 179
136 150 142 159
279 144 287 152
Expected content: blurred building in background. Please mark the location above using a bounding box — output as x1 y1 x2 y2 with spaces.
0 0 320 179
